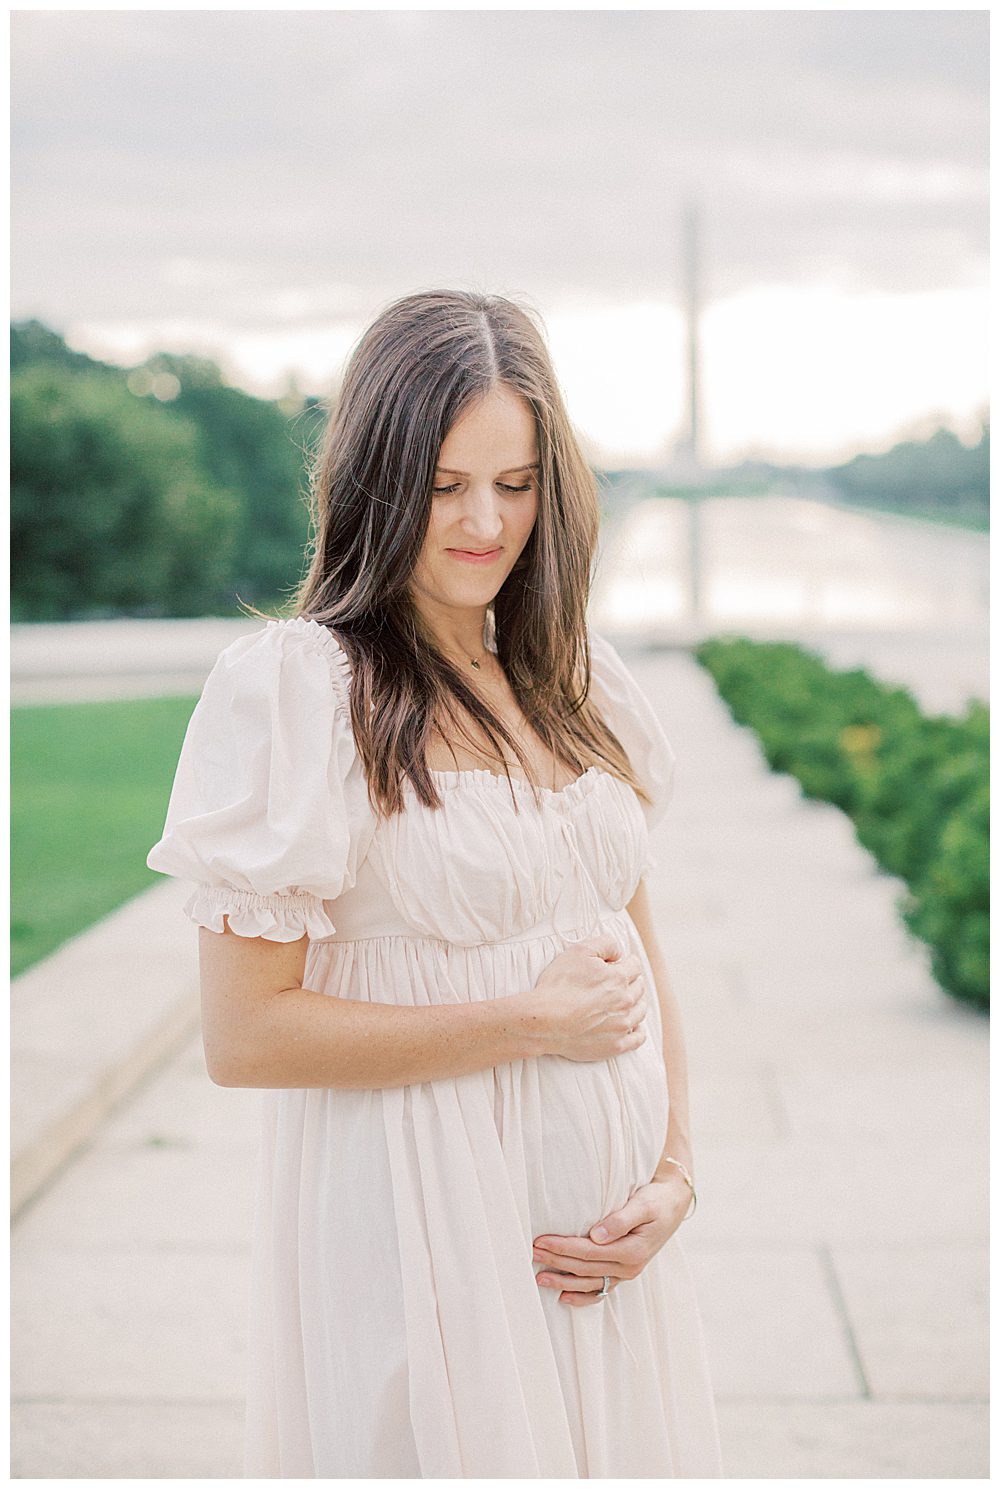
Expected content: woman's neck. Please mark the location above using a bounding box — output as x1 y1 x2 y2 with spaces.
413 599 491 663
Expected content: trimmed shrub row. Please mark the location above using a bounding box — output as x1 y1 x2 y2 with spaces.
695 637 988 1011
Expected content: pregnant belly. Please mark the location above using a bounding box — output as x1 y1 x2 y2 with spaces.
503 923 671 1238
311 915 670 1240
512 1013 669 1238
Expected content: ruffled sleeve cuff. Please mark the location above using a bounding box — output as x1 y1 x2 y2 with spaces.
182 884 339 943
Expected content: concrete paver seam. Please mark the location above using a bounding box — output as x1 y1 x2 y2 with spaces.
817 1243 874 1400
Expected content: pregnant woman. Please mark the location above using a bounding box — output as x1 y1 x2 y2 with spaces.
146 288 724 1478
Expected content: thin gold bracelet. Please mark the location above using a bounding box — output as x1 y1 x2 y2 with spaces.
661 1155 697 1219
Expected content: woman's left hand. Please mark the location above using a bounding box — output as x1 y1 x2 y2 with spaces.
531 1172 692 1306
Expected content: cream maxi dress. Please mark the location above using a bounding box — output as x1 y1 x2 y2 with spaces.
146 615 724 1479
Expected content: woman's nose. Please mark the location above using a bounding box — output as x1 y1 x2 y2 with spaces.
459 490 504 541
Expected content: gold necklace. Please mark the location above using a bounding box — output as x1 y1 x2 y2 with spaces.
445 645 486 671
438 647 485 672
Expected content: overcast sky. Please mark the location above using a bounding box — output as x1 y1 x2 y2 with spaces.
10 9 989 465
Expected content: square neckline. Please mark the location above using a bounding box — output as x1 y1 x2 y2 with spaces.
425 763 606 800
283 616 622 807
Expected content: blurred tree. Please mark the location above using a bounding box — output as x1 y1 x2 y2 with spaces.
11 363 239 618
10 321 329 617
10 318 101 376
827 419 989 518
139 349 317 604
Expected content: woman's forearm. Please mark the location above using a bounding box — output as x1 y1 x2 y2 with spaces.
626 879 696 1183
211 983 545 1090
648 944 696 1183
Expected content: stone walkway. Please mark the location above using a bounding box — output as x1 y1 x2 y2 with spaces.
10 648 988 1477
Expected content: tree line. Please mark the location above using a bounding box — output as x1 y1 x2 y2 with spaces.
826 422 989 521
11 321 324 620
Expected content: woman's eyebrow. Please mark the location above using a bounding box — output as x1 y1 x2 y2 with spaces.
436 462 540 475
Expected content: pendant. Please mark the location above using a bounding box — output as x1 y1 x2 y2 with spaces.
470 658 481 669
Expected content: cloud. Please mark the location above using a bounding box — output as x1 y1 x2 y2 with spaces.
12 11 986 321
10 10 988 464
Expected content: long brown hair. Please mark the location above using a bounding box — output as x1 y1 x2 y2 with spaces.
254 288 651 820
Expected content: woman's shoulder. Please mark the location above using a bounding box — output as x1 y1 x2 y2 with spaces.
586 625 639 691
147 618 373 928
216 615 353 710
585 623 677 828
586 624 667 729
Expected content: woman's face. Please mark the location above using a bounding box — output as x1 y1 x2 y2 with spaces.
409 384 539 619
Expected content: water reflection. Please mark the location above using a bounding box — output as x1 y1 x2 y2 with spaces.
592 495 988 635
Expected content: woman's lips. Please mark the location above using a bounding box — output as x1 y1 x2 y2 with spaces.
446 547 503 565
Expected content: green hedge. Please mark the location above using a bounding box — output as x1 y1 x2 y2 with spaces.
695 638 988 1011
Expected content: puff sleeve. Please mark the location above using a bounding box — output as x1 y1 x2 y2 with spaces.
588 628 677 869
145 618 374 941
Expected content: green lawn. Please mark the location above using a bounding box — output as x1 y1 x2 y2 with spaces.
11 695 200 977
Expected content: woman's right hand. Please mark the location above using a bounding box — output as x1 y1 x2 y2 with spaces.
519 933 648 1062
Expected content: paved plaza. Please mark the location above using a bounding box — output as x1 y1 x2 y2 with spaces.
10 644 987 1477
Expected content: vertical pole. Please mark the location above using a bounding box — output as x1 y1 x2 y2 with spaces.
683 198 701 468
682 198 704 627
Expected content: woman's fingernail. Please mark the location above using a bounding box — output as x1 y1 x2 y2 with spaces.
592 1226 608 1241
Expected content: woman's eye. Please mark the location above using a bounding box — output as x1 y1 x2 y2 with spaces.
431 480 533 495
